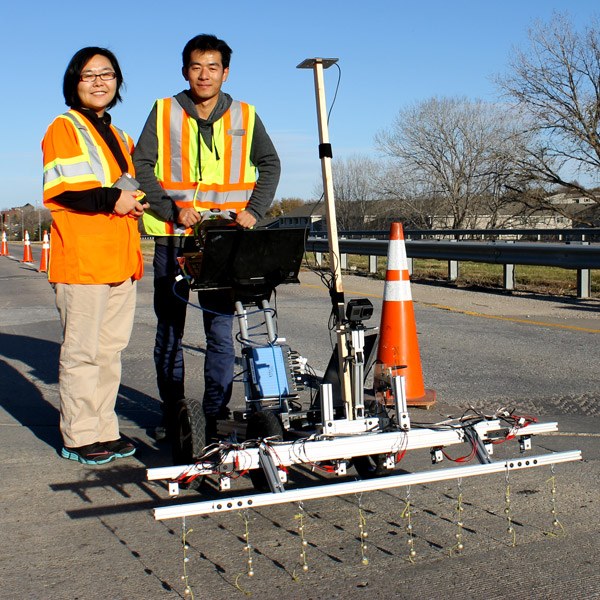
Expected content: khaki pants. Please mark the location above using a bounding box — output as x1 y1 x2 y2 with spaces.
55 279 137 448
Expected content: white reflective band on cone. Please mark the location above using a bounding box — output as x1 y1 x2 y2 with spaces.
388 239 409 271
383 279 413 302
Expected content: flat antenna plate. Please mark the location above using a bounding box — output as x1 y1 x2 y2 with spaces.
297 58 339 69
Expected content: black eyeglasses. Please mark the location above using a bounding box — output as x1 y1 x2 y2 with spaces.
80 72 116 83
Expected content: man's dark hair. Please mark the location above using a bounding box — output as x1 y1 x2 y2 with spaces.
63 47 124 110
182 34 233 69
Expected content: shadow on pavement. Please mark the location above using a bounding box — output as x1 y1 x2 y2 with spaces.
0 331 161 450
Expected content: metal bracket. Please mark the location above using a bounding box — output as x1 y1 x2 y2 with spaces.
464 426 493 464
520 435 532 452
258 443 286 493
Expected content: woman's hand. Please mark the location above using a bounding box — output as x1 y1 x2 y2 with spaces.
114 190 148 218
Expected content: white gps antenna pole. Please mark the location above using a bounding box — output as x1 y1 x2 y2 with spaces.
297 58 354 414
296 58 343 319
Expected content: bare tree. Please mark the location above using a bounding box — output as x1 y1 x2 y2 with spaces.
266 197 304 218
332 155 379 230
376 96 528 228
373 162 445 229
313 155 380 230
496 11 600 223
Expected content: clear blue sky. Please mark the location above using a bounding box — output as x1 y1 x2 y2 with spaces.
1 0 597 210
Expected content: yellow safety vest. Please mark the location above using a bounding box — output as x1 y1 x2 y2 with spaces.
143 98 257 236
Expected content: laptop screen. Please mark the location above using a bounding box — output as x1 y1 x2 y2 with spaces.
188 227 307 294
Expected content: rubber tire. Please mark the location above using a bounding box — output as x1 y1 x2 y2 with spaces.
353 400 393 479
353 453 391 478
245 411 284 492
171 398 207 490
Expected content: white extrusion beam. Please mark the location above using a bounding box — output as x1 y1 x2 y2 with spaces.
146 420 559 482
153 450 581 520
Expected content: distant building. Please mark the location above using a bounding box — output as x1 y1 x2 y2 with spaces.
263 202 327 231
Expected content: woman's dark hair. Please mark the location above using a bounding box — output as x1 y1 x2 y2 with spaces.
182 34 232 69
62 47 124 110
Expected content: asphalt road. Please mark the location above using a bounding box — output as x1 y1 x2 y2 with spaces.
0 243 599 600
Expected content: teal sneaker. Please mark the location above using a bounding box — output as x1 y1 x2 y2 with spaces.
102 438 136 458
61 443 115 465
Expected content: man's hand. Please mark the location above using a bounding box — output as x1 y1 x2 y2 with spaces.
235 210 257 229
177 207 202 228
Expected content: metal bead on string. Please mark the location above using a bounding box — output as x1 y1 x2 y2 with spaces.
450 478 465 556
241 510 254 576
504 467 516 547
181 517 195 598
234 510 254 596
545 464 565 537
293 501 309 578
357 495 369 566
400 486 416 563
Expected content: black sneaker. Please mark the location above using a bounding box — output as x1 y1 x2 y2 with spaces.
102 438 136 458
61 443 115 465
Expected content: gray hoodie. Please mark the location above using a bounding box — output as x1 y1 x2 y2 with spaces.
133 90 281 246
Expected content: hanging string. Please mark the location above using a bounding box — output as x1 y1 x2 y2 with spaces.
449 478 465 556
292 501 310 581
181 518 195 598
234 510 253 596
544 464 566 537
400 486 416 563
504 467 516 547
357 495 369 566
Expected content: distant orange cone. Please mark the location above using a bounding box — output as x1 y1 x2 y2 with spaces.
39 230 50 272
21 230 34 263
0 230 7 256
374 222 436 408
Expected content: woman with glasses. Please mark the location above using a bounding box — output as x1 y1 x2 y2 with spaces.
42 47 147 465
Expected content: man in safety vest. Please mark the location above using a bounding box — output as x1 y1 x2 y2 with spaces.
133 34 280 442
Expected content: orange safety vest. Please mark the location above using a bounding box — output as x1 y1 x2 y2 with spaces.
42 110 143 284
142 98 257 236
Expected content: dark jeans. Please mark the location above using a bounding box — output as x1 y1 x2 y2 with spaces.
153 243 235 420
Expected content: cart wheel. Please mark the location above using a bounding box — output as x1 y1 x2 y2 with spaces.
353 453 392 478
172 398 206 490
246 410 284 492
353 400 393 478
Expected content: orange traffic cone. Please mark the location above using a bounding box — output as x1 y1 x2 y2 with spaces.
21 230 34 263
374 222 436 408
39 230 50 273
0 230 7 256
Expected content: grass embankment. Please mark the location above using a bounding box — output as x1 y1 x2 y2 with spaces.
303 253 600 298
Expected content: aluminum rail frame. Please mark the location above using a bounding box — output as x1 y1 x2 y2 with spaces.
153 449 582 519
147 420 559 482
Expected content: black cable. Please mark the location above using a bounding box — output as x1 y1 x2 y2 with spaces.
327 63 342 126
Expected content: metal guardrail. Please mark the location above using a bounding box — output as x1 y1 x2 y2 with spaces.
305 237 600 298
310 228 600 241
141 230 599 298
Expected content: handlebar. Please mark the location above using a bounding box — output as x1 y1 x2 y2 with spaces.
198 208 237 224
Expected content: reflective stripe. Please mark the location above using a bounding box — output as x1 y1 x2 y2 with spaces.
61 112 108 185
169 188 253 205
113 126 129 148
169 100 184 182
43 156 96 188
228 102 244 184
383 280 413 302
388 239 409 271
